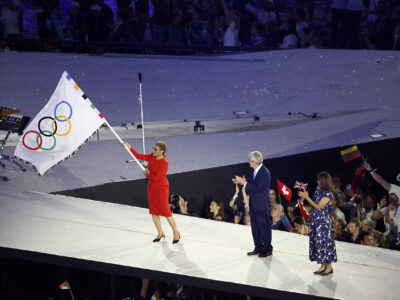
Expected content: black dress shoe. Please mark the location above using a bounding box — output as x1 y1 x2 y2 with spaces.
172 234 180 244
320 269 333 276
247 250 260 256
153 234 165 242
258 252 273 257
313 268 326 275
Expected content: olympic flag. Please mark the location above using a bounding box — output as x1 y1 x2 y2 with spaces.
14 71 106 176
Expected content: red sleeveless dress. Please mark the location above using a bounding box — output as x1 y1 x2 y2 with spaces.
129 147 172 217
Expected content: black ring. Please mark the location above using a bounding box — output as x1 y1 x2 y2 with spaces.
38 116 57 137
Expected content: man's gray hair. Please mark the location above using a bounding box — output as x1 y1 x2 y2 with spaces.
248 151 263 164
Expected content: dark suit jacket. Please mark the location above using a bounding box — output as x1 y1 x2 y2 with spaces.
245 165 271 210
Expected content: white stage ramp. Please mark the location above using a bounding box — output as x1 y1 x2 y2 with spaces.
1 189 399 300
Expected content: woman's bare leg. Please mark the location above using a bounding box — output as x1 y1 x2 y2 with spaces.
152 215 163 237
166 216 179 239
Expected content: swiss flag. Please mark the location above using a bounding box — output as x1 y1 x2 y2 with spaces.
277 179 292 202
298 199 311 221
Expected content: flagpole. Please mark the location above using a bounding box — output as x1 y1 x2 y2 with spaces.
102 118 145 171
69 288 76 300
138 73 145 154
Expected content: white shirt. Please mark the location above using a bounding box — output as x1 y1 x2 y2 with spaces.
280 34 299 49
296 21 308 39
253 164 262 179
223 20 239 47
389 184 400 199
381 206 400 235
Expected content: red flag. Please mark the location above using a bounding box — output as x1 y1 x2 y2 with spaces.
298 200 311 221
277 179 292 202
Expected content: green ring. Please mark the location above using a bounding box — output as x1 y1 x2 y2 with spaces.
36 130 56 151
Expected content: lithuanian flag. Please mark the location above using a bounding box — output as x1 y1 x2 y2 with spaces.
59 280 71 290
340 145 362 163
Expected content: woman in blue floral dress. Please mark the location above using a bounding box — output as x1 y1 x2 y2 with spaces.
298 172 337 276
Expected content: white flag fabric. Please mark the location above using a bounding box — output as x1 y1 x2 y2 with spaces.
14 71 105 176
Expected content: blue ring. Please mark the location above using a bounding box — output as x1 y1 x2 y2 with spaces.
54 101 73 122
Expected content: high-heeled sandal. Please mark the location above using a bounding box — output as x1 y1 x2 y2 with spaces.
320 269 333 276
313 268 326 275
153 233 165 242
172 233 180 244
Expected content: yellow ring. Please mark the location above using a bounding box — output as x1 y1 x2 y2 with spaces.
52 115 72 136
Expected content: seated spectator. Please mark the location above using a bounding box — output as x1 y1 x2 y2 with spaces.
168 13 185 45
338 189 363 223
371 230 389 248
64 1 86 41
333 218 351 241
363 194 378 228
229 183 246 223
112 9 135 43
87 0 114 42
0 0 20 38
269 187 278 206
249 22 266 47
208 200 225 221
220 0 240 47
368 0 396 50
279 18 298 48
292 216 310 235
287 201 301 225
46 3 63 40
170 194 190 215
360 231 374 246
352 166 373 195
295 7 308 41
332 174 344 202
361 217 375 233
301 27 320 48
20 0 39 39
188 7 207 45
330 192 346 221
0 6 7 38
242 185 251 226
271 204 287 231
348 218 362 244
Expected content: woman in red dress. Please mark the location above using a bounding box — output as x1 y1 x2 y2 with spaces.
122 141 180 243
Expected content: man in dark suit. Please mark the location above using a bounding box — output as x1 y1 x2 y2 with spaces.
233 151 272 257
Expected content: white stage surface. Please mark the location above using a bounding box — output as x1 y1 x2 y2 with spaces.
1 190 399 300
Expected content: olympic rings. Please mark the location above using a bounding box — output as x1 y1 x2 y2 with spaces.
38 116 57 136
51 115 71 136
22 100 74 151
23 130 42 150
54 101 73 122
36 130 56 151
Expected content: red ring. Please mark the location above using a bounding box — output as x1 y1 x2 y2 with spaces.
22 130 42 150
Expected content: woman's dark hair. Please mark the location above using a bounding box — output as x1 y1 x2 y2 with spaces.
209 200 225 221
293 216 304 226
335 218 346 230
317 171 335 193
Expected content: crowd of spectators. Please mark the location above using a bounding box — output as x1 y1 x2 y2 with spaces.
0 0 399 50
173 161 400 252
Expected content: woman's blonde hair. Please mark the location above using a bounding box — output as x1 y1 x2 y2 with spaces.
155 141 167 154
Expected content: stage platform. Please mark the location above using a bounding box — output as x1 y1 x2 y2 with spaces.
1 190 399 300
